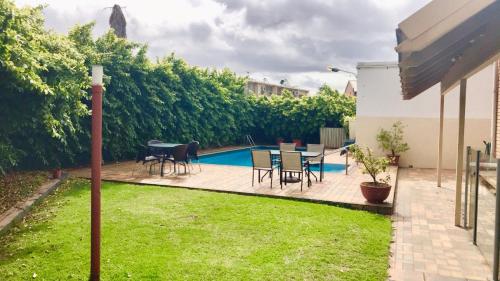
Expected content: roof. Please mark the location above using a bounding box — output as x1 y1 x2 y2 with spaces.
346 80 358 91
357 62 398 69
247 79 309 93
396 0 500 99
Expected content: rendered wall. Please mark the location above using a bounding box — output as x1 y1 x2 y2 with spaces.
355 62 495 169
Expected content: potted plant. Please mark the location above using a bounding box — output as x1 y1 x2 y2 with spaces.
51 159 62 179
291 133 302 147
292 138 302 147
350 145 391 204
376 121 409 166
52 167 62 179
290 128 303 147
48 147 63 179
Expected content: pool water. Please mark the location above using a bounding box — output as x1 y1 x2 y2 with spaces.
198 147 346 173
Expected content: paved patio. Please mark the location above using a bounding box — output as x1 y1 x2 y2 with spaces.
389 168 492 281
69 148 397 214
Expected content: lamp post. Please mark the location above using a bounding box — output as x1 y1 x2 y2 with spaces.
90 65 103 281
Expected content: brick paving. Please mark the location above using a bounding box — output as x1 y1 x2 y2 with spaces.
389 168 492 281
69 148 397 214
473 170 497 273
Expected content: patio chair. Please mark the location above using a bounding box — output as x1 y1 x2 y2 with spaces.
132 145 161 175
280 151 310 191
306 144 325 182
164 144 189 175
187 141 201 172
251 150 277 188
279 142 296 151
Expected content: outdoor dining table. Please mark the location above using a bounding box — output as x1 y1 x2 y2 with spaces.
148 142 182 176
269 150 324 183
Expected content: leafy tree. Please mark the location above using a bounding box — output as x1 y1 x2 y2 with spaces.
0 1 89 172
0 0 356 174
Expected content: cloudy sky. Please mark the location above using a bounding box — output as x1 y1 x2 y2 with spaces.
15 0 430 93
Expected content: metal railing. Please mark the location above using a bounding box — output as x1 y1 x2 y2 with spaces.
245 135 256 147
340 144 353 175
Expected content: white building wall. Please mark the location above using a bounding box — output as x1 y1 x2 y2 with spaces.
355 62 495 169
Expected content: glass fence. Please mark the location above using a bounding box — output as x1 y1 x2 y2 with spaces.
464 146 497 274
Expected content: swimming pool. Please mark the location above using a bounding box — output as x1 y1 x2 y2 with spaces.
198 146 346 173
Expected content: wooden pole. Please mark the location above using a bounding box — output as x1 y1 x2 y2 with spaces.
455 79 467 226
437 94 444 187
90 66 103 281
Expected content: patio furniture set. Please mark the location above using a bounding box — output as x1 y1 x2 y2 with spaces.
134 140 200 176
251 143 325 191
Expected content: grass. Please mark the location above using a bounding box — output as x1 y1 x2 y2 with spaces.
0 171 49 214
0 179 392 280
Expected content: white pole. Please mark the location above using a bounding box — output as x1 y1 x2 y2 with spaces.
437 94 444 187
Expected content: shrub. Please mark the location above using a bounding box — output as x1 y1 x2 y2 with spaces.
376 121 409 157
350 145 390 185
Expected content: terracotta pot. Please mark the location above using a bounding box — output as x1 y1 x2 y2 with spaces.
52 169 62 179
387 155 400 166
360 182 391 204
276 138 285 145
292 139 302 147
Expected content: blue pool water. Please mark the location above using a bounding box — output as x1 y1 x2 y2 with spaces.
198 146 346 173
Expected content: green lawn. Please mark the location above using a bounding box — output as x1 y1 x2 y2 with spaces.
0 179 391 280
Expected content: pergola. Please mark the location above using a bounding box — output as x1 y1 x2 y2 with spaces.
395 0 500 279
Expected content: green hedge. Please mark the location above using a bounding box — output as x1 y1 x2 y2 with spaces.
0 1 355 173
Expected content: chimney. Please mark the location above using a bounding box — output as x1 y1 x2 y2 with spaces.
109 4 126 38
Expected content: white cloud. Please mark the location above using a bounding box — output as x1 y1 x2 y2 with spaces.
14 0 430 93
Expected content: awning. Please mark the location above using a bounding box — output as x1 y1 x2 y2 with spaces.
396 0 500 99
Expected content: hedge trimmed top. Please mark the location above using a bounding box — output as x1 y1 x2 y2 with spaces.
0 1 355 173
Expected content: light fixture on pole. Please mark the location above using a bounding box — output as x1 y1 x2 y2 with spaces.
327 66 357 76
90 65 103 281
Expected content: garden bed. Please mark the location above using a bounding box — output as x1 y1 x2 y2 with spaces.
0 171 50 214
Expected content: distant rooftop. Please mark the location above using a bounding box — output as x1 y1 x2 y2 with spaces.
246 79 309 97
247 79 309 92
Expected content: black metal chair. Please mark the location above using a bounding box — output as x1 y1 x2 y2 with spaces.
187 141 201 172
164 144 189 175
132 145 161 175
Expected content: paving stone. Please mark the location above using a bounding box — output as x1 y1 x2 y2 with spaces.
68 148 397 215
390 169 491 281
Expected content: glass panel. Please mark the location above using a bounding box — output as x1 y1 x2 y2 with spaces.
467 145 497 270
